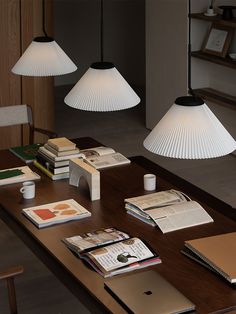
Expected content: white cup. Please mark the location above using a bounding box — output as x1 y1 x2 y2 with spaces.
20 181 35 199
144 174 156 191
207 8 214 15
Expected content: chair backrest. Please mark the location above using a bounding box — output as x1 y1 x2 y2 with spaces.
0 265 24 314
0 105 33 127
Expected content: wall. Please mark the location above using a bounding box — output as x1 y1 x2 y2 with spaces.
53 0 145 91
146 0 188 129
192 0 236 96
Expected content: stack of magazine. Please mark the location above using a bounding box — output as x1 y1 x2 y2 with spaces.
125 189 213 233
63 227 161 277
34 137 81 180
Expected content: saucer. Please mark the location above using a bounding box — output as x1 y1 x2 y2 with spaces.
229 53 236 61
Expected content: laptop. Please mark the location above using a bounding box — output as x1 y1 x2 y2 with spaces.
105 270 195 314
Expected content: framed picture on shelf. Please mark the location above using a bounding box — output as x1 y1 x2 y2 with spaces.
201 24 234 57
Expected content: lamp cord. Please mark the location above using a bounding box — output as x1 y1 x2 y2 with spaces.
42 0 48 37
188 0 194 96
100 0 104 62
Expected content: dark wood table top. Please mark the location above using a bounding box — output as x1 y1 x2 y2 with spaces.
1 137 236 314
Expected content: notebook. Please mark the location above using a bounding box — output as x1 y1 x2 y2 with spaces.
105 270 195 314
184 232 236 283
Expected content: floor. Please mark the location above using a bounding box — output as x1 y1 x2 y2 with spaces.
0 85 235 313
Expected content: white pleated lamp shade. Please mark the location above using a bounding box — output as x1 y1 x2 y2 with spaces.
64 62 140 111
143 96 236 159
11 37 77 76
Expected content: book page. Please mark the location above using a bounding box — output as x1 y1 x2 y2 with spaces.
125 190 188 212
147 201 213 233
85 152 130 169
63 228 130 252
87 238 154 273
81 146 115 158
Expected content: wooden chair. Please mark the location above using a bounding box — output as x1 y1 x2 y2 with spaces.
0 104 57 145
0 265 24 314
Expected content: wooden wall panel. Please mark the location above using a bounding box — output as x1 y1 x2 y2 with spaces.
0 0 22 149
0 0 54 149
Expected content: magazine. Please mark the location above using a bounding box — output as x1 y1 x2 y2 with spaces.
0 166 40 186
125 190 213 233
9 143 42 163
63 228 161 277
22 199 91 228
81 237 161 277
63 227 130 256
80 146 130 169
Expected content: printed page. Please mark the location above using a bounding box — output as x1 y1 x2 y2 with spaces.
85 152 130 169
147 201 213 233
81 146 115 158
125 190 188 212
64 228 130 252
87 238 154 273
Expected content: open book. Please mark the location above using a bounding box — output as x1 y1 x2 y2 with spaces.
63 228 161 278
125 189 213 233
80 146 130 169
22 199 91 228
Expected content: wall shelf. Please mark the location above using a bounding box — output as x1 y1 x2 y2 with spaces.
191 51 236 69
193 88 236 110
190 13 236 28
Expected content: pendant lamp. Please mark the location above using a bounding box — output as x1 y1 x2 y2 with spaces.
143 0 236 159
64 0 140 112
11 0 77 77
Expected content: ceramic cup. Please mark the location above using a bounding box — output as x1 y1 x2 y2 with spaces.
20 181 35 199
144 174 156 191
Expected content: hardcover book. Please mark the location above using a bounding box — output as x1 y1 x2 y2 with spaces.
47 137 76 152
183 232 236 283
22 199 91 228
9 143 42 163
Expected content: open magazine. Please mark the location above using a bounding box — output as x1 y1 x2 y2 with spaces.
63 228 161 277
22 199 91 228
125 190 213 233
80 146 130 169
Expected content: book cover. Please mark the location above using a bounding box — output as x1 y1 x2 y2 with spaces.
22 199 91 228
9 143 42 163
184 232 236 283
0 166 40 186
44 143 80 157
39 146 82 161
47 137 76 152
33 160 69 180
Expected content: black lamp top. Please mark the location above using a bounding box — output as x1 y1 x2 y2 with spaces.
90 62 115 69
175 96 204 107
33 36 54 43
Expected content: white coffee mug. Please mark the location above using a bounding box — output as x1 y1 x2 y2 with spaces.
144 174 156 191
20 181 35 199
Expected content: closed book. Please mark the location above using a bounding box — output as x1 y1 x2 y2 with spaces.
9 143 42 163
44 143 80 157
184 232 236 283
37 152 70 167
35 157 69 174
47 137 76 152
39 146 82 161
33 160 69 181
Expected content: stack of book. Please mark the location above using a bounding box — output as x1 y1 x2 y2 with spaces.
34 137 81 180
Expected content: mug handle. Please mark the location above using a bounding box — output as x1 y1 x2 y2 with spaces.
20 187 25 194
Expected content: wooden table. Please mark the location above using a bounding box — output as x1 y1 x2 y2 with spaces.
1 137 236 314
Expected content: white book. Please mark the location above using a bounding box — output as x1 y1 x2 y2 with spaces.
0 166 40 186
22 199 91 228
39 146 82 161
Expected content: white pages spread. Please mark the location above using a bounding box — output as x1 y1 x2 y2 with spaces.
125 190 213 233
